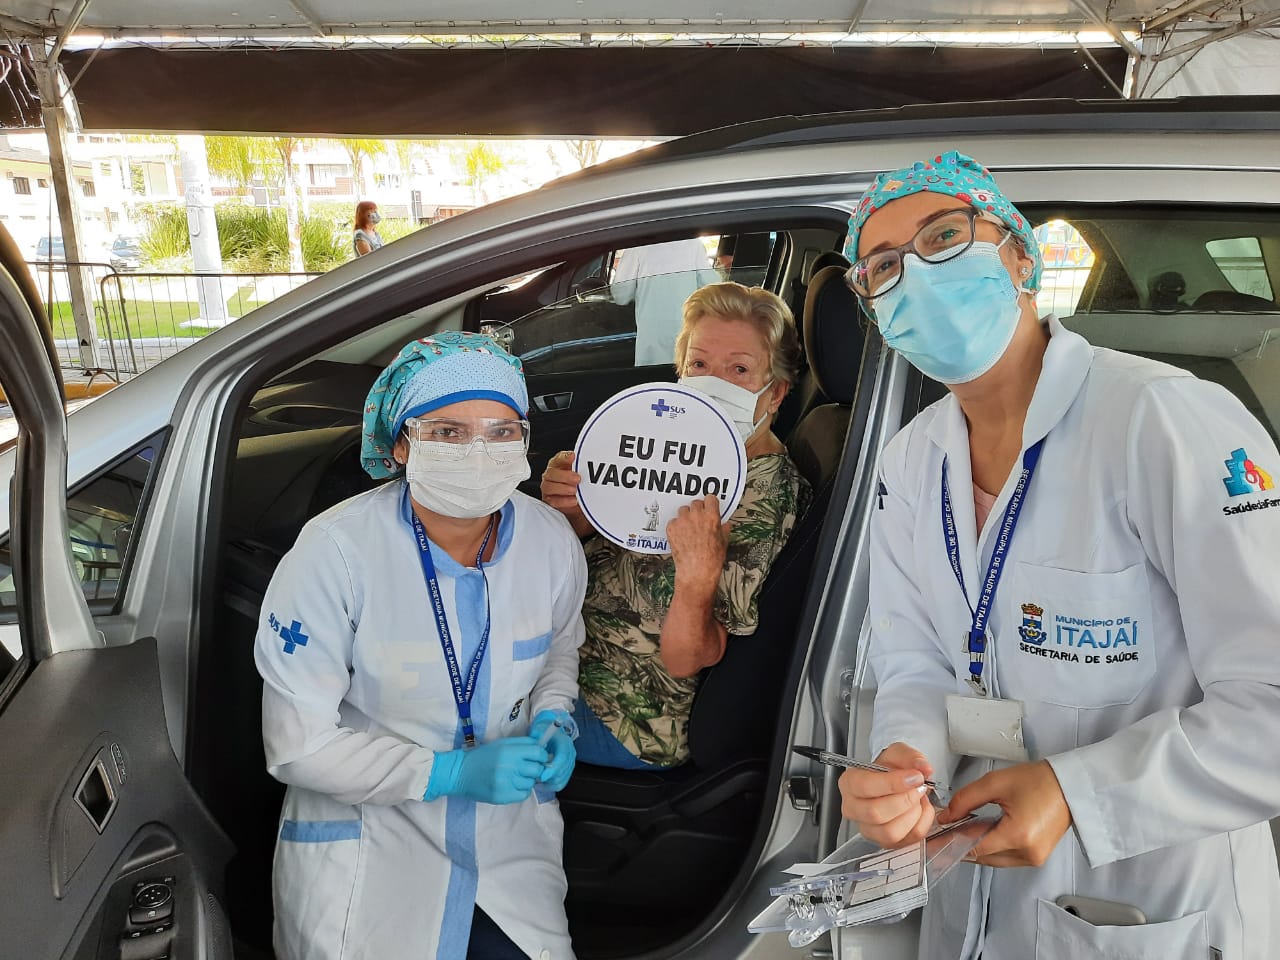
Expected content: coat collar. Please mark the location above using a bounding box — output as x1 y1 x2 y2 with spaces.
924 314 1093 463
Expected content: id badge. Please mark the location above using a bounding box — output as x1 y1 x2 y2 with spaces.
946 694 1029 762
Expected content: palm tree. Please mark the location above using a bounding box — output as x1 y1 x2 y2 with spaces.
564 139 603 170
204 135 305 272
340 138 387 199
271 137 307 273
457 142 507 206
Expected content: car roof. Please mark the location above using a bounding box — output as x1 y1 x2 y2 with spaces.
555 95 1280 184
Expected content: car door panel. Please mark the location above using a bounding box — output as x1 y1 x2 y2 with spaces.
523 363 676 490
0 638 233 959
0 226 232 960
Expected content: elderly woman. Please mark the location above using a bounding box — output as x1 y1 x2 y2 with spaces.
838 152 1280 958
255 331 587 960
541 281 811 768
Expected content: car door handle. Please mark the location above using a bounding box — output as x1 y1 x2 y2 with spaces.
533 392 573 413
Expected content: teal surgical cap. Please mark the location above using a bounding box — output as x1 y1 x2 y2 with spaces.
360 331 528 479
843 150 1043 293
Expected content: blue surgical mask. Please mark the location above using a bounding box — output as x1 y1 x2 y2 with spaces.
872 240 1024 385
369 211 381 225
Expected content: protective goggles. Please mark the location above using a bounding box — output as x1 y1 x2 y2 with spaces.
403 416 530 462
845 207 1009 301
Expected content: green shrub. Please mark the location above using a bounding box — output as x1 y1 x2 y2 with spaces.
300 216 349 272
138 202 373 274
139 207 191 263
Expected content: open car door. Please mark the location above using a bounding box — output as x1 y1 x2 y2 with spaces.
0 225 233 959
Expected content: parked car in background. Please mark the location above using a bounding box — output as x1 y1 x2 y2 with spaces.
108 235 143 272
32 235 65 261
0 97 1278 960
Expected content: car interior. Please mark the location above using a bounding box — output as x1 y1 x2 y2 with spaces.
190 220 865 958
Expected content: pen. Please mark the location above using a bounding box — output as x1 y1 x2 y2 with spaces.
792 745 940 789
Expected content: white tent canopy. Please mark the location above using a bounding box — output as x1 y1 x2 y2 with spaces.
0 0 1276 41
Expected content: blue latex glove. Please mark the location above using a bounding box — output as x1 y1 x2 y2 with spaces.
423 737 549 805
529 709 577 792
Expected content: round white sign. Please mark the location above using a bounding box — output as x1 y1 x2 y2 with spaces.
573 381 747 554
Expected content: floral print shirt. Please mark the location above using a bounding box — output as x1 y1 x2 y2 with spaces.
579 453 811 766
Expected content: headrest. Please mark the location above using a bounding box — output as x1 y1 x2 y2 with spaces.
809 250 850 281
802 264 864 405
1149 271 1186 311
725 231 774 268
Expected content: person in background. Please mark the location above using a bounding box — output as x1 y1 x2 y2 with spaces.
542 282 810 768
611 237 721 366
838 150 1280 958
256 332 587 960
353 200 383 257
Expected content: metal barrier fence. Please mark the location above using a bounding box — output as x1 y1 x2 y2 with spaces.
25 261 322 379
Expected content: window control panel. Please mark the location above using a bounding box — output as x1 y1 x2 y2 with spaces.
119 877 176 960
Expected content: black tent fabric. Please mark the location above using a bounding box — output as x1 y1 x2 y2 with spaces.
0 43 42 130
57 45 1127 136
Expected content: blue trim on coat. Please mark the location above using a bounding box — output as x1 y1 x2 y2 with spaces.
436 544 493 959
279 819 362 842
512 630 552 661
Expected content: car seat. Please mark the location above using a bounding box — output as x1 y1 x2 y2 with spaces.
1192 289 1278 311
774 254 851 438
557 256 865 955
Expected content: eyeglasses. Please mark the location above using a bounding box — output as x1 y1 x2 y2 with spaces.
846 207 1008 302
404 417 530 462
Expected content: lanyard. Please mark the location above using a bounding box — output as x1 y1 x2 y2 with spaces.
941 438 1044 697
410 508 495 749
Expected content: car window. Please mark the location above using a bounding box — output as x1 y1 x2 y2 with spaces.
1206 236 1275 301
0 439 162 618
492 233 778 375
1051 208 1280 445
1034 219 1096 319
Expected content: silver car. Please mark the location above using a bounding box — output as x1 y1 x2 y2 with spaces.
1 97 1278 959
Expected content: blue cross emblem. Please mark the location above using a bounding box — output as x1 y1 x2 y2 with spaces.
651 398 671 417
270 613 309 655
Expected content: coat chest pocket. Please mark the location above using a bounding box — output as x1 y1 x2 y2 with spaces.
1036 899 1210 960
1001 561 1156 709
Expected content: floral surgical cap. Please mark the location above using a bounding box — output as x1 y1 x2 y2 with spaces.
360 331 529 479
843 150 1043 293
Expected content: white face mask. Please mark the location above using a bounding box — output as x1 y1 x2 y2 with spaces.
679 374 774 442
405 439 531 519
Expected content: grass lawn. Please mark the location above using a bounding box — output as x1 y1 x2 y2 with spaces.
45 297 270 341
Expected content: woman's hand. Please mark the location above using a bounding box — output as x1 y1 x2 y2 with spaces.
540 451 593 537
666 494 730 595
838 742 937 849
937 760 1071 868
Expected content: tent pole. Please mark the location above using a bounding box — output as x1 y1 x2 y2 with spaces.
48 0 95 65
33 42 100 372
1144 0 1219 34
1077 40 1126 97
1152 13 1280 61
1067 0 1142 59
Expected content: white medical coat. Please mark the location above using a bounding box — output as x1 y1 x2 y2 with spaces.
611 238 721 366
255 483 588 960
868 315 1280 959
